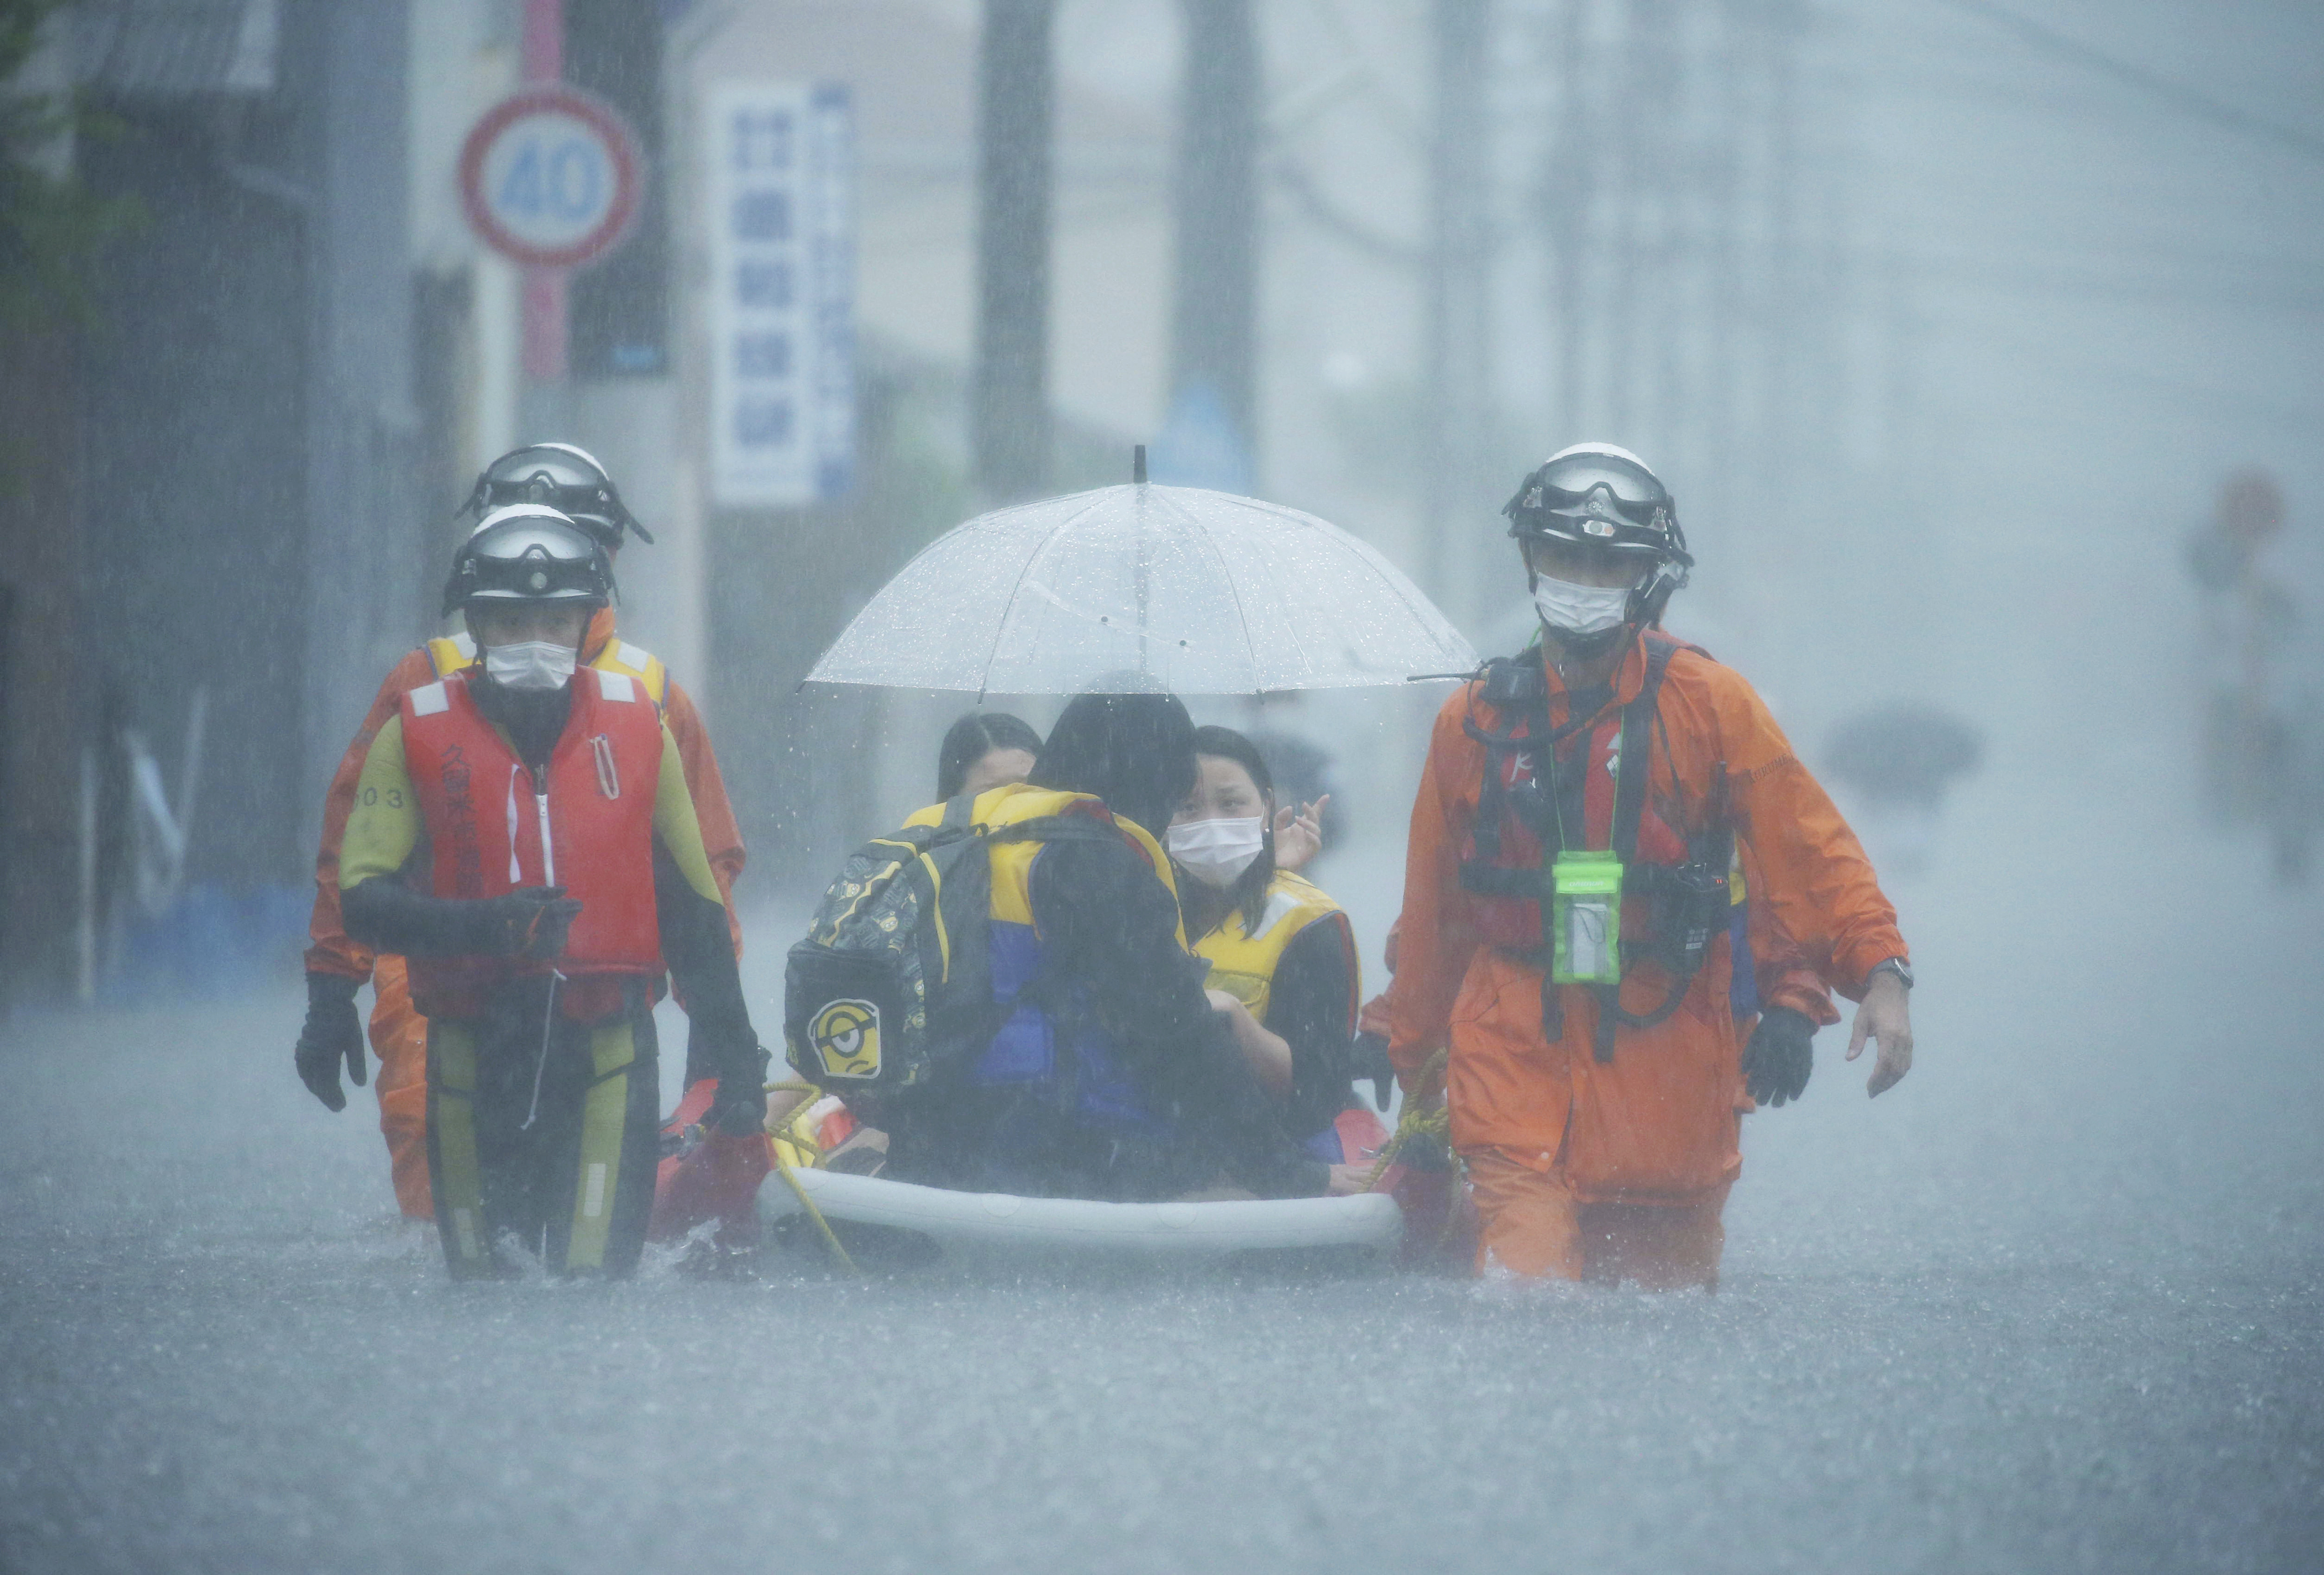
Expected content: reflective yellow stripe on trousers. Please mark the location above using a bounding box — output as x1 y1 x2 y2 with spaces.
430 1023 487 1266
565 1020 637 1272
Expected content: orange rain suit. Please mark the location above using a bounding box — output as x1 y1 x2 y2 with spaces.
305 608 745 1219
1385 637 1902 1285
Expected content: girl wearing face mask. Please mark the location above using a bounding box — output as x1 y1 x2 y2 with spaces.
1169 727 1370 1153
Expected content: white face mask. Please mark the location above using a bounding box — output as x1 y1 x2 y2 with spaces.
1532 575 1631 637
483 639 579 692
1168 815 1267 889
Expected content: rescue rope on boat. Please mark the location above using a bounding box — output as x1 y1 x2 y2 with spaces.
1358 1049 1450 1193
764 1079 860 1274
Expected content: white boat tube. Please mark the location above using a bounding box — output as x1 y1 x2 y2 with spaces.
760 1167 1403 1262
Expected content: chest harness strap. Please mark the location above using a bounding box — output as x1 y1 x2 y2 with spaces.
1590 639 1674 1061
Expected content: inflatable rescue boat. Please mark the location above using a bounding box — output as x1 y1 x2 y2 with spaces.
759 1165 1402 1264
752 1094 1405 1268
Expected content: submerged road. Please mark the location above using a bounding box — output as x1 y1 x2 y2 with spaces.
3 766 2320 1574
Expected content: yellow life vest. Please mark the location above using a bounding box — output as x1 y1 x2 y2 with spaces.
425 631 670 708
1190 869 1350 1025
904 783 1186 949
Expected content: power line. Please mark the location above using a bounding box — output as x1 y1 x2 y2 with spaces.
1930 0 2324 167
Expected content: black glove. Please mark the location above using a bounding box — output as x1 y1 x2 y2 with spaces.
1741 1005 1816 1108
707 1076 767 1137
1350 1030 1397 1114
466 886 583 960
294 972 366 1112
706 1041 772 1137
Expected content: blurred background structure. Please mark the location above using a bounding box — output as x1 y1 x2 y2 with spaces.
2 0 2320 1008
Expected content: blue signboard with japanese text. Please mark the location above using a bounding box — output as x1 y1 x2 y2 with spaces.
704 81 854 507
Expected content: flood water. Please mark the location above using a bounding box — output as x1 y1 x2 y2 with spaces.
3 763 2319 1575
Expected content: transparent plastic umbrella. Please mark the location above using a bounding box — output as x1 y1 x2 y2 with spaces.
805 484 1479 695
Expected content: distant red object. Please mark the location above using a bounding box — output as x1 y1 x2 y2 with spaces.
648 1078 769 1246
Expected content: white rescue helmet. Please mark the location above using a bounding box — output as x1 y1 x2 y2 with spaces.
1502 442 1694 631
441 504 616 616
459 442 653 551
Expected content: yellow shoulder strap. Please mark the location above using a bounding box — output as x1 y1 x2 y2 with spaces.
903 785 1188 949
425 633 475 677
589 637 669 708
432 632 670 709
902 782 1082 830
1265 870 1344 921
1193 870 1343 1021
1109 815 1186 950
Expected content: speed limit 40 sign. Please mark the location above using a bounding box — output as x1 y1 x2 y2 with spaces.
460 86 642 269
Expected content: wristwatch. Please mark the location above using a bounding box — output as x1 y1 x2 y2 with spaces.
1868 957 1914 991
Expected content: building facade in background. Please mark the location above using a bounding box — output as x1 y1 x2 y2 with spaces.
0 0 427 1006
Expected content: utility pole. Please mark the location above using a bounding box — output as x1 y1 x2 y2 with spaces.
1764 0 1800 494
565 0 668 382
562 0 703 712
1541 0 1589 448
1601 0 1641 440
1704 0 1747 543
1171 0 1261 466
518 0 566 436
1425 0 1492 623
1633 0 1682 475
972 0 1056 504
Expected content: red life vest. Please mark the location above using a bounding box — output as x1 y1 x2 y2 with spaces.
398 668 665 1019
1457 639 1692 954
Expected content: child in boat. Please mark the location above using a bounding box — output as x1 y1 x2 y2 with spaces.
878 692 1349 1201
1169 726 1384 1172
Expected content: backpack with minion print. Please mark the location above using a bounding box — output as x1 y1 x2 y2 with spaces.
783 792 1121 1119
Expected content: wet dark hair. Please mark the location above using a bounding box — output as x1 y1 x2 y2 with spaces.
1188 725 1278 934
1028 692 1196 835
935 712 1044 802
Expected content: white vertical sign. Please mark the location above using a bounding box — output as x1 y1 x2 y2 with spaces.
704 81 855 507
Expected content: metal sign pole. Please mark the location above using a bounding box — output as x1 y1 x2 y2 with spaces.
521 0 568 401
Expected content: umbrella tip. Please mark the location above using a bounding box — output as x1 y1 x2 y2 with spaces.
1133 444 1147 485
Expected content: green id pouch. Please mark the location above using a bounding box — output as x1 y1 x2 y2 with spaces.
1550 850 1624 985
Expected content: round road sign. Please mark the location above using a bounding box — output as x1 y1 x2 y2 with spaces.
459 86 642 269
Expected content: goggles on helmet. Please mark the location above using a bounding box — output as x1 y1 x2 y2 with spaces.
462 442 654 549
442 504 616 615
1503 442 1690 565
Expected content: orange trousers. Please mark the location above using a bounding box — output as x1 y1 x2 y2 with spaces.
368 956 434 1219
1466 1148 1730 1289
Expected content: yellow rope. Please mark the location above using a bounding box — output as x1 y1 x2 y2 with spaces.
757 1080 860 1274
764 1081 825 1163
1350 1049 1476 1266
773 1151 860 1275
1359 1048 1451 1193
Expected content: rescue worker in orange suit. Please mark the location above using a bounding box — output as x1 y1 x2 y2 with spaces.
293 444 744 1219
334 506 764 1278
1384 443 1914 1286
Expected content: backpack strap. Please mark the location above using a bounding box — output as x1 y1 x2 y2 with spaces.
1591 635 1680 1063
1608 637 1675 866
1459 654 1546 879
917 794 1007 1065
